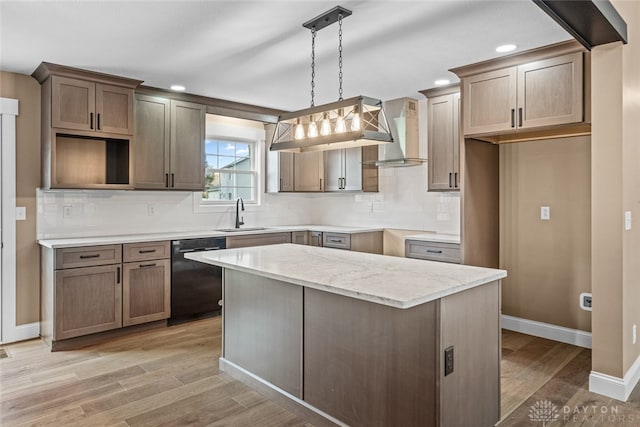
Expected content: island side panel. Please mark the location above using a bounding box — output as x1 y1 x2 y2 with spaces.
304 288 438 427
440 280 501 427
223 269 303 398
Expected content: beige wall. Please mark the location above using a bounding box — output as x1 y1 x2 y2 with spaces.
0 71 41 325
591 0 640 379
500 137 591 332
616 0 640 376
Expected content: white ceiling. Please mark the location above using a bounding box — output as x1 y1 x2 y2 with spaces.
0 0 572 111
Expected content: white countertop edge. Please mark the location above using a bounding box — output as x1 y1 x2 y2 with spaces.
38 225 385 248
186 253 506 309
404 233 461 244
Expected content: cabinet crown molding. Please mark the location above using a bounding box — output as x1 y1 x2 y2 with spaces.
31 62 143 88
450 40 586 79
419 84 460 99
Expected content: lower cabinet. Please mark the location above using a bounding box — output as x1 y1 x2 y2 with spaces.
42 241 171 349
54 264 122 340
405 240 461 264
291 231 309 245
123 259 170 327
226 232 292 249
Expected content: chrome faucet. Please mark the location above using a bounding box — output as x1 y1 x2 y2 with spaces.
235 197 245 229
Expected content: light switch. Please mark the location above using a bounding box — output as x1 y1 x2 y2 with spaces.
625 211 632 231
540 206 550 221
15 206 26 221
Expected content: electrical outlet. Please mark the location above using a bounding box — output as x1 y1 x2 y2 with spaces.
580 292 592 311
63 205 73 219
540 206 550 220
634 324 637 345
15 206 26 221
444 346 454 376
148 204 157 216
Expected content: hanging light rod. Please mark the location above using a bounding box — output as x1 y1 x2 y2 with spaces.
302 6 352 31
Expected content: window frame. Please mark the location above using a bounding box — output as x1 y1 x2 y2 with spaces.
195 135 262 211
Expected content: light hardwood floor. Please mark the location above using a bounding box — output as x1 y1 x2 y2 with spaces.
2 318 640 426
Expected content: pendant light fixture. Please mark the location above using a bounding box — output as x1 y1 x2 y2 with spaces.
270 6 394 153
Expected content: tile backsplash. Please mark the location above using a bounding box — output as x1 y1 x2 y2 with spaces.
37 167 459 239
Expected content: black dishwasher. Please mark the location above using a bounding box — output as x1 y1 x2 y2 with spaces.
169 237 226 325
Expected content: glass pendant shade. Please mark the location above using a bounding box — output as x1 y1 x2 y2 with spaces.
307 115 318 138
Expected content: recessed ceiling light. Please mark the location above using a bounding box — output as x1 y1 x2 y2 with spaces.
496 44 517 53
170 85 186 91
434 79 450 86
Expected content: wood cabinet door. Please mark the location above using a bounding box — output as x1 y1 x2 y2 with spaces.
323 149 343 191
170 100 205 190
54 264 122 340
123 259 171 327
342 147 363 191
135 95 171 189
279 152 295 191
452 92 460 188
291 231 309 245
96 84 134 135
294 151 324 192
517 52 583 129
463 67 517 136
51 76 95 132
428 93 456 191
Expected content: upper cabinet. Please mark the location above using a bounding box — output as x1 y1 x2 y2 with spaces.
33 62 142 189
324 148 362 191
294 151 324 192
51 76 134 136
452 41 590 143
135 95 205 191
423 86 460 191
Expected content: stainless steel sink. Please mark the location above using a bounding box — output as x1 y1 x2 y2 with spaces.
215 227 271 233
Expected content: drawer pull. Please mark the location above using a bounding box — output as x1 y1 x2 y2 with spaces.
79 254 100 259
329 239 342 243
139 263 156 268
138 249 156 254
426 249 443 254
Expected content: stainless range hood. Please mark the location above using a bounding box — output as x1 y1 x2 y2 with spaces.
375 97 426 167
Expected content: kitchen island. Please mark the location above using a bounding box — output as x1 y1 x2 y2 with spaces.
186 244 507 427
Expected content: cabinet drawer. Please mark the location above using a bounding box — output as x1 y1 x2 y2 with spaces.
55 245 122 269
405 240 461 264
323 233 351 250
123 241 170 262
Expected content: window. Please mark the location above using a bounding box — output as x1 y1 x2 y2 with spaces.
202 139 257 202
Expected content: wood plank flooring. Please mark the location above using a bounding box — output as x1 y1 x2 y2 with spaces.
3 319 640 426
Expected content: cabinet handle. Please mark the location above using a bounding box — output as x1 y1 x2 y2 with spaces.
510 109 515 128
90 112 94 130
139 263 156 268
426 249 443 254
319 178 323 191
338 178 342 189
454 172 458 188
117 267 121 284
138 249 156 254
97 113 101 130
280 178 283 190
171 173 175 188
518 107 523 127
165 173 169 188
342 177 346 189
79 254 100 259
449 172 452 188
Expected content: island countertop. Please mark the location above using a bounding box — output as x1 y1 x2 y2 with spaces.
186 243 506 309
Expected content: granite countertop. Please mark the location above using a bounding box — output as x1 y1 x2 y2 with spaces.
404 232 461 244
37 225 384 249
186 243 506 309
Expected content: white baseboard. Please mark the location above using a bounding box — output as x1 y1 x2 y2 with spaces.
501 315 592 349
0 322 39 345
589 354 640 402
